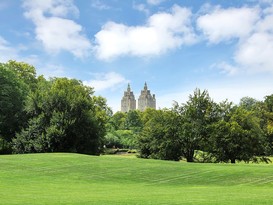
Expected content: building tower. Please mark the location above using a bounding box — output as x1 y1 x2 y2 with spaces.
138 82 156 111
121 84 136 112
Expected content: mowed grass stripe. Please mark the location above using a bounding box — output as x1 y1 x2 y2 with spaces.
1 153 273 205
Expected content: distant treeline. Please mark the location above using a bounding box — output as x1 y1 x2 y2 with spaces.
1 60 273 163
106 90 273 164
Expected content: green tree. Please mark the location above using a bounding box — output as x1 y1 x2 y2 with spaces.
210 106 267 163
262 94 273 154
138 109 181 161
107 111 126 131
0 63 29 153
124 110 143 132
6 60 37 91
104 130 137 149
173 88 216 162
239 97 259 111
104 110 142 149
13 78 108 155
264 94 273 112
141 107 158 125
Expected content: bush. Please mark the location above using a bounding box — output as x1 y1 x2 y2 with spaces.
194 150 216 163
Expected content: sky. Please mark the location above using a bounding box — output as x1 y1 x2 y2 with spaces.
1 0 273 112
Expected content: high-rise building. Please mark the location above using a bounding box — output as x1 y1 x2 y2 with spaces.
138 82 156 111
121 83 156 112
121 84 136 112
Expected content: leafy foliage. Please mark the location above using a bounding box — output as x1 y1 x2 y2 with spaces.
13 77 108 155
172 89 217 162
0 63 30 152
210 107 267 163
138 109 182 161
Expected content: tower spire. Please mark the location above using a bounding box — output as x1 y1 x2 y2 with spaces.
144 82 147 91
121 83 136 112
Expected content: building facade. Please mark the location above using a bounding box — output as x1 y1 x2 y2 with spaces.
121 84 136 112
121 83 156 112
138 82 156 111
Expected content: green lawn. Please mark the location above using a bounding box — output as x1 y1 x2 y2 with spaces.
1 153 273 205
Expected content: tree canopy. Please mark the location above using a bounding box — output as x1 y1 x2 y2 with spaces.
0 60 109 155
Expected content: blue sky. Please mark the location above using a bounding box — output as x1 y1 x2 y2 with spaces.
1 0 273 112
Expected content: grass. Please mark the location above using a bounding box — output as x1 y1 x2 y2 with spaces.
0 153 273 204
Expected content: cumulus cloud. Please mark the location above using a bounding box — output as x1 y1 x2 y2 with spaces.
197 4 273 74
197 7 260 43
23 0 92 58
235 32 273 73
83 72 128 92
231 5 273 73
94 5 197 60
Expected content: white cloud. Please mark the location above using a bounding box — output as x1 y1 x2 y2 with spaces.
23 0 79 18
94 5 197 60
233 5 273 73
23 0 91 58
133 3 149 15
91 0 110 10
235 32 273 73
35 17 91 58
197 4 273 74
212 62 238 75
197 7 260 43
147 0 166 5
83 72 128 92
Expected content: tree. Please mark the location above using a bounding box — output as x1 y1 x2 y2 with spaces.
239 97 259 111
107 111 126 131
0 63 29 153
6 60 37 91
138 109 182 161
261 94 273 154
13 78 109 155
104 130 137 149
173 88 217 162
141 107 158 125
210 106 267 163
264 94 273 112
124 110 143 132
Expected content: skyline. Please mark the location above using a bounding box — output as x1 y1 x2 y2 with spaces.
1 0 273 112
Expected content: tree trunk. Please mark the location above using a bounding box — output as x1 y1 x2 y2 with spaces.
230 158 236 164
187 157 194 162
185 149 194 162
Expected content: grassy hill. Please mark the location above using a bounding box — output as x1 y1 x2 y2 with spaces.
0 153 273 205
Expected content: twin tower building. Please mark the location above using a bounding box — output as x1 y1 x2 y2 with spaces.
121 82 156 112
